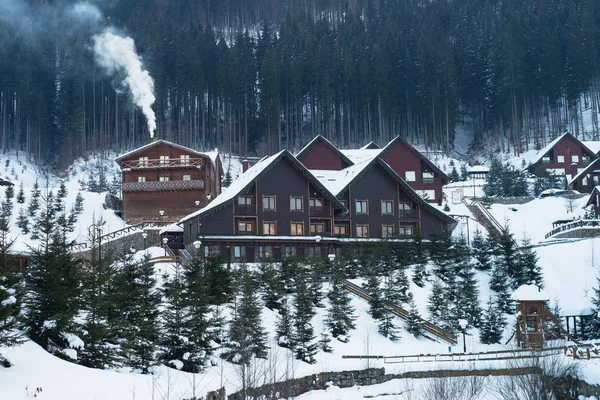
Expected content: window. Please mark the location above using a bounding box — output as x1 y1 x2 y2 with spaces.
160 155 169 166
306 246 322 258
381 200 393 215
258 245 273 260
310 222 325 234
334 224 347 236
263 221 277 235
583 176 588 186
290 196 303 211
137 176 146 182
309 198 324 208
542 156 551 164
356 224 369 238
285 246 296 258
263 195 276 211
399 224 415 236
159 176 169 182
417 190 435 201
557 155 565 163
382 225 395 238
238 196 252 205
291 222 304 235
180 154 190 165
399 202 413 217
139 156 148 166
355 200 368 214
547 168 565 176
572 154 580 163
233 246 245 259
183 174 191 181
422 171 434 183
583 155 591 163
405 171 416 182
237 220 254 233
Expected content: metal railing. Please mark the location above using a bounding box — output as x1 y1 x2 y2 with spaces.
544 219 600 239
69 220 171 252
122 158 204 169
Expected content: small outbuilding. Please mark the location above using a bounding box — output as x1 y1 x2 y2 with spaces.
467 165 489 180
511 284 551 349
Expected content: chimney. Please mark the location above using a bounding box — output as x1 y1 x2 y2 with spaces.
242 159 249 173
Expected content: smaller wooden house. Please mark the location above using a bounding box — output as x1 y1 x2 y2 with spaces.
585 186 600 218
115 140 223 223
511 284 551 349
570 158 600 194
467 165 489 180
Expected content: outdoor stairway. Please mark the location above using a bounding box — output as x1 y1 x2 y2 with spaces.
70 220 172 252
343 280 457 344
462 198 505 242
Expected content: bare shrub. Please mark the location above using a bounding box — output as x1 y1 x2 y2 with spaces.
420 374 486 400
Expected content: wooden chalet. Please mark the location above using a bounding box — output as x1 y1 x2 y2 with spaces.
511 284 552 349
585 186 600 218
297 135 449 204
570 158 600 193
529 132 598 185
115 139 223 223
178 150 455 262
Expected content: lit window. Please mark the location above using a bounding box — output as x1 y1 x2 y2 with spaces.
356 224 369 238
139 156 149 167
355 200 368 214
180 154 190 165
405 171 416 182
572 155 580 163
381 200 393 215
183 175 191 181
263 222 276 235
138 176 146 182
399 224 415 236
290 196 303 211
334 224 347 236
159 176 169 182
291 222 304 235
160 155 169 166
382 225 395 238
310 222 325 234
258 246 273 260
263 195 276 211
237 221 254 233
557 155 565 163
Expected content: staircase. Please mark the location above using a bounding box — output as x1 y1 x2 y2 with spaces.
343 280 457 344
462 198 505 241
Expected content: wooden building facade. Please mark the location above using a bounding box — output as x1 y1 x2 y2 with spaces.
115 140 222 223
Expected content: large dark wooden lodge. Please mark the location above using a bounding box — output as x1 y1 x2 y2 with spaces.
179 139 455 262
115 140 222 223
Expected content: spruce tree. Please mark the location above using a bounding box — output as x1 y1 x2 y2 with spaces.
27 179 41 219
364 273 385 320
460 163 469 181
181 257 212 372
405 298 424 337
517 237 543 288
259 261 283 310
449 165 460 182
378 307 400 341
325 262 355 341
471 229 492 271
0 227 23 363
2 184 14 223
427 280 445 325
16 208 29 234
586 274 600 339
204 255 233 305
318 329 333 353
16 181 25 204
275 297 294 348
159 262 189 370
479 296 505 344
292 266 318 364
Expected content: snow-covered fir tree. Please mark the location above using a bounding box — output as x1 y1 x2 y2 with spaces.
516 237 543 288
427 279 445 325
27 179 41 219
292 266 318 364
325 261 355 341
259 261 283 310
0 227 23 364
479 296 505 344
16 181 25 204
275 297 294 348
405 298 424 337
471 229 493 271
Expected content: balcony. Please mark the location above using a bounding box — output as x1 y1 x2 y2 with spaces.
235 204 256 214
122 158 204 169
399 209 419 219
310 205 330 216
421 177 441 184
122 179 204 192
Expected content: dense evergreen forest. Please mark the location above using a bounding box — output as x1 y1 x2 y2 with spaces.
1 0 600 168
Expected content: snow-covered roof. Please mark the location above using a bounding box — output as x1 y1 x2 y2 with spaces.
202 149 221 170
532 132 598 166
381 136 450 183
511 284 551 301
114 139 215 163
582 141 600 155
571 158 600 184
467 165 490 173
339 149 382 164
361 141 380 150
159 223 184 235
311 158 377 196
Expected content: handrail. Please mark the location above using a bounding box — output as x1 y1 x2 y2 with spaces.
343 280 457 344
69 220 172 251
544 219 600 239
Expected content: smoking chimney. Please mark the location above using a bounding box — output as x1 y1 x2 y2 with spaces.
242 159 249 173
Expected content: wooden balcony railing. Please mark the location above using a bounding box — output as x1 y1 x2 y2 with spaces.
399 209 419 219
122 158 204 169
235 204 256 214
122 179 204 192
310 206 330 216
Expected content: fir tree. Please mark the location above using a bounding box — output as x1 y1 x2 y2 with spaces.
223 165 233 188
586 274 600 339
27 179 41 219
427 280 445 325
405 298 424 337
325 262 355 341
456 258 482 328
204 255 234 305
516 237 543 288
16 181 25 204
449 165 460 182
292 266 318 364
259 261 283 310
364 273 385 320
471 229 492 271
378 307 400 341
2 183 14 223
159 262 189 370
319 329 333 353
16 208 29 234
479 297 505 344
460 163 469 181
275 297 294 348
0 227 23 363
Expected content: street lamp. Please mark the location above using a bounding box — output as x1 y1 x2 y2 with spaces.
142 231 148 250
207 194 212 202
162 237 169 256
195 200 200 207
458 319 469 353
193 240 202 257
159 210 164 221
328 253 335 262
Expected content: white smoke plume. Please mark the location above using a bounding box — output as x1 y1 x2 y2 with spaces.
93 30 157 137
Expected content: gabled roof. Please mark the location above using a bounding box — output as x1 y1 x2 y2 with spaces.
296 135 354 167
582 141 600 155
114 139 214 163
312 156 455 224
179 150 348 223
361 141 380 150
586 186 600 208
571 158 600 184
340 149 382 164
381 136 450 184
531 132 598 166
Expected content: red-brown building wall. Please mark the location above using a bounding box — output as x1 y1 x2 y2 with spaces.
297 141 351 170
531 136 595 183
